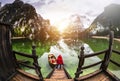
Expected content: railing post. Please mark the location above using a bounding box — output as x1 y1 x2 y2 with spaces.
75 46 84 79
100 31 114 71
12 51 20 68
32 45 43 81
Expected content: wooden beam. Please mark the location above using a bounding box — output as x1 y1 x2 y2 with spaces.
75 70 102 81
105 70 120 81
74 46 85 78
82 61 103 70
100 31 114 71
18 62 35 69
84 49 107 58
63 67 72 79
13 51 34 58
112 50 120 55
17 69 40 80
110 59 120 67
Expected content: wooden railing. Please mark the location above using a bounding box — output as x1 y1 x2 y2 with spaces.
110 50 120 67
74 31 116 80
46 66 56 78
105 49 120 81
74 46 108 79
63 67 72 79
13 45 43 81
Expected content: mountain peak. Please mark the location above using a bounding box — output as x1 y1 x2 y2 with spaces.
88 4 120 37
105 3 120 8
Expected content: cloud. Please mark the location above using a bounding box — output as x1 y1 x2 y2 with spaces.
27 0 120 28
1 0 120 28
1 0 14 6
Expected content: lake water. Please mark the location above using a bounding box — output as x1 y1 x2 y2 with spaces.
37 39 101 77
26 39 120 78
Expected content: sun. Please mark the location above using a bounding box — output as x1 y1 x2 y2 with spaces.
42 12 70 33
54 19 69 33
58 22 68 32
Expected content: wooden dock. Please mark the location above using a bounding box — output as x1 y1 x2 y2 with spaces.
0 22 120 81
45 68 73 81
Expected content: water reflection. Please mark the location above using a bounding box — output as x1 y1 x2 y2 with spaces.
37 39 101 77
25 39 120 78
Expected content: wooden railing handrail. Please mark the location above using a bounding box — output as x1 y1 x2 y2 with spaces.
82 61 103 70
46 66 56 78
110 59 120 67
75 70 102 81
84 49 108 58
18 62 35 69
74 31 114 80
13 51 35 58
13 45 43 81
112 49 120 55
63 67 72 79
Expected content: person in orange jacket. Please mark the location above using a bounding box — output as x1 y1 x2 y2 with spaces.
56 55 64 69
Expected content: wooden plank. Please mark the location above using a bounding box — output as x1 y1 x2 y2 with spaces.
10 73 39 81
84 49 107 58
13 51 34 58
105 70 120 81
49 67 68 80
0 22 16 81
10 69 40 81
110 59 120 67
18 62 35 69
112 50 120 55
17 69 39 80
83 72 111 81
44 79 73 81
75 70 102 81
63 67 72 79
46 67 56 78
75 70 113 81
82 61 103 70
50 69 68 79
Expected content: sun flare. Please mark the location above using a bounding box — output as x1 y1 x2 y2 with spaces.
54 19 70 33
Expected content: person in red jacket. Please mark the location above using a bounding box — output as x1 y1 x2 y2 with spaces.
56 55 64 69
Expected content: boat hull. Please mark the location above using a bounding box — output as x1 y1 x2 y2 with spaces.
48 54 57 68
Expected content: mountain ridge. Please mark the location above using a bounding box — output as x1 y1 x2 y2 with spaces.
88 4 120 37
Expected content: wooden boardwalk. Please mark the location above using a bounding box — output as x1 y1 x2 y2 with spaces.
10 69 114 81
0 23 119 81
45 68 73 81
76 70 113 81
45 69 113 81
10 69 39 81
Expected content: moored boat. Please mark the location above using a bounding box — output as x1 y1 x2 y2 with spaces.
48 54 57 68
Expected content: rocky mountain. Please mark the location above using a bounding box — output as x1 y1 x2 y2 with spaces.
88 4 120 37
69 14 85 32
62 14 86 39
0 0 61 42
0 0 45 37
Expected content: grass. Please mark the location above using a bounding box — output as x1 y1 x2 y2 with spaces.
12 38 56 64
83 38 120 70
12 39 53 55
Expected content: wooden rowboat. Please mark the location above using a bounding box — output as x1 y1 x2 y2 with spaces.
48 54 57 68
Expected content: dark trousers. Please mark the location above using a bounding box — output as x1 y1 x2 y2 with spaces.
57 64 62 69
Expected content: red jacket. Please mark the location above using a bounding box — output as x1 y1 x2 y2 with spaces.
57 55 63 64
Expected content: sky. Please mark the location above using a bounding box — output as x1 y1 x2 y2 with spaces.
1 0 120 30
